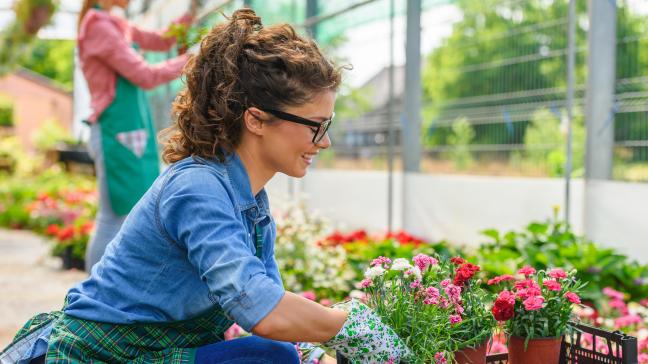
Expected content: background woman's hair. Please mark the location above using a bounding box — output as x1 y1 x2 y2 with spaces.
161 8 343 164
78 0 97 31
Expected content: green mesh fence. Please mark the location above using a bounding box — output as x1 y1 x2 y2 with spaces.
139 0 648 181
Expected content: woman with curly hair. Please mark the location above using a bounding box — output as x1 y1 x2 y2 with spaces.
1 8 411 364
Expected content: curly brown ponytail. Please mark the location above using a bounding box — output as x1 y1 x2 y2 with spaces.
161 8 343 164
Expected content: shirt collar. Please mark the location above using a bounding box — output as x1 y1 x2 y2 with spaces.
223 152 271 223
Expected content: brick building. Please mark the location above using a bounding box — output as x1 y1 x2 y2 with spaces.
0 67 73 151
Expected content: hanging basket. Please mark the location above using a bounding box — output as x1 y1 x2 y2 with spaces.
23 4 54 35
14 0 57 36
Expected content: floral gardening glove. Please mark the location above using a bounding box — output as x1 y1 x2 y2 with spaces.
323 299 412 364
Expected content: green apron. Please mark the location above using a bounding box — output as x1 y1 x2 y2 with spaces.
99 74 160 215
0 226 266 363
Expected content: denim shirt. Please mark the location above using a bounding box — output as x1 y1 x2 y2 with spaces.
64 152 285 332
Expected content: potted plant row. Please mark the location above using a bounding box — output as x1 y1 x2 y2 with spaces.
339 256 585 364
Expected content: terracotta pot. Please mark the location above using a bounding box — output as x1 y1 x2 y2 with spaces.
507 335 562 364
454 339 489 364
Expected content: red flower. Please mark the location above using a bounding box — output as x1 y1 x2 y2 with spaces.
45 224 60 236
453 263 480 286
492 290 515 321
450 256 465 265
56 226 75 241
79 221 94 235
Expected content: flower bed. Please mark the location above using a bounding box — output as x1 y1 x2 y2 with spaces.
0 167 96 266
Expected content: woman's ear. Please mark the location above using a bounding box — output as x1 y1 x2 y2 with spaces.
243 107 266 137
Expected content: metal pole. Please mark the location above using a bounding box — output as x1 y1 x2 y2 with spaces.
585 0 616 180
403 0 421 231
306 0 318 39
584 0 616 240
403 0 422 172
387 0 395 232
564 0 576 224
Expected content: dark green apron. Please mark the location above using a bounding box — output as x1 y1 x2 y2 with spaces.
99 74 160 215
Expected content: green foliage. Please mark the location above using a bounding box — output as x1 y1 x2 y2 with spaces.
518 107 585 177
163 23 209 53
420 0 648 170
447 117 475 170
474 211 648 305
1 0 58 76
17 39 75 91
0 23 33 76
0 137 22 174
334 85 374 120
0 96 14 127
31 118 75 151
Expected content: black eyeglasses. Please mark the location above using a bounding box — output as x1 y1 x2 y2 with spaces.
261 108 334 144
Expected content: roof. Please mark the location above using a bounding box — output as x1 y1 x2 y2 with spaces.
12 67 72 96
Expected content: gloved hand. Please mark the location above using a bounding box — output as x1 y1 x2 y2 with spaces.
323 299 412 364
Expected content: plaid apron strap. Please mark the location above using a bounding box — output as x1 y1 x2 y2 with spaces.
0 311 62 363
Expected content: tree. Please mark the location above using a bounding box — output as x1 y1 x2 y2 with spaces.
17 39 75 91
421 0 648 157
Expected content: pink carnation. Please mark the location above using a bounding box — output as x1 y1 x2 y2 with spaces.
614 314 642 329
410 279 422 289
444 284 462 304
360 278 373 288
602 287 625 301
565 291 581 304
449 314 462 324
434 352 447 364
371 256 392 268
638 353 648 364
517 265 536 277
224 323 243 340
319 298 332 306
413 253 438 271
523 295 545 310
439 296 450 309
301 291 316 301
487 274 515 285
548 268 568 279
609 299 628 314
543 279 562 292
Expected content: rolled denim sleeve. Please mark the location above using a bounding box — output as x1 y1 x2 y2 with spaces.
158 168 285 331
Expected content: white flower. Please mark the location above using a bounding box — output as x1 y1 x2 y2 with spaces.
404 265 422 280
391 258 412 271
365 266 386 279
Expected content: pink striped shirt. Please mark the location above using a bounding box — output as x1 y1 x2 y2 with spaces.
78 9 190 123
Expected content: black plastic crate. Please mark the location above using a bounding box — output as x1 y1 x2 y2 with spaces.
336 322 639 364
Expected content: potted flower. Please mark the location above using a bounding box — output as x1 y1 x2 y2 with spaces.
488 266 584 364
359 254 496 364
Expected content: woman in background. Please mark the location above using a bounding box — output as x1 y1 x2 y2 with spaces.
77 0 191 271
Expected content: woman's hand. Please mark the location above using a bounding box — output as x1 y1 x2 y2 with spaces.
323 299 412 363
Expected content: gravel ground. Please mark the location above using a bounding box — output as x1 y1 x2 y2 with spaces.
0 229 85 348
